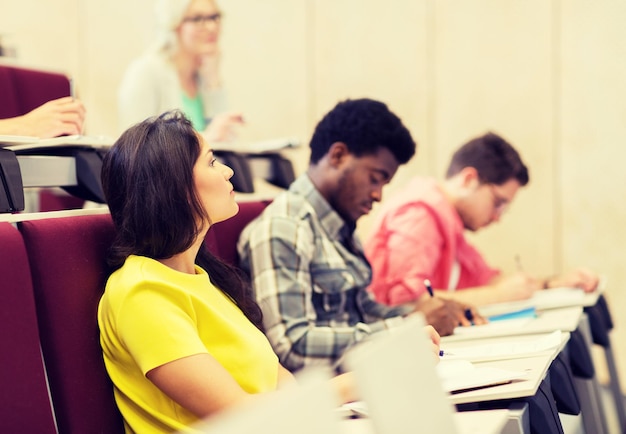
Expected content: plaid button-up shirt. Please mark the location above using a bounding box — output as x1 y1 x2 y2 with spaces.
238 175 411 372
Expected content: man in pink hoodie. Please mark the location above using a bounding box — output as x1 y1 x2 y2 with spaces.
366 132 598 307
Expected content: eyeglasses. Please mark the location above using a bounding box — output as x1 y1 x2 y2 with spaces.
488 184 510 214
182 13 222 26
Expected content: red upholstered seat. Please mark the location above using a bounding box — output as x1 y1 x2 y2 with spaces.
11 201 270 432
0 223 57 433
0 66 20 120
0 64 70 119
19 214 125 434
206 200 271 265
38 188 86 212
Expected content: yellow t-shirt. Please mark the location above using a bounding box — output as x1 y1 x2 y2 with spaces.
98 255 278 433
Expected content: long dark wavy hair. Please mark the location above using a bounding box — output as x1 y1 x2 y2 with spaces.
101 110 263 328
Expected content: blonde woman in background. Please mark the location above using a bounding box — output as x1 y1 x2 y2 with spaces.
118 0 243 143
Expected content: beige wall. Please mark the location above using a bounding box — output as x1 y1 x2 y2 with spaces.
1 0 625 387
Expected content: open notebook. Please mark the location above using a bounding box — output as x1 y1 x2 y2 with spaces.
0 134 114 151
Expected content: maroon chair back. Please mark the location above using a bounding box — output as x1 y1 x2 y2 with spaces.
0 223 57 433
0 64 70 119
0 66 20 119
19 214 125 434
38 188 86 212
206 200 271 265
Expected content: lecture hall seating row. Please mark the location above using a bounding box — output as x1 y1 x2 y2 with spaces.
2 199 620 433
0 200 270 433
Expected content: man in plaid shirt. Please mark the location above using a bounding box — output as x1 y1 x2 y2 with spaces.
238 99 478 372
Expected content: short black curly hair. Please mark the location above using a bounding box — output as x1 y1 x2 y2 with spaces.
309 98 416 165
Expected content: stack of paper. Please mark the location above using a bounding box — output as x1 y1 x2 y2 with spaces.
447 306 582 341
440 330 562 362
436 359 529 393
479 283 603 319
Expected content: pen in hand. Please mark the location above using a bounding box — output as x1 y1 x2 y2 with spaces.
69 77 75 101
424 279 434 297
424 278 476 325
515 254 523 272
423 278 476 328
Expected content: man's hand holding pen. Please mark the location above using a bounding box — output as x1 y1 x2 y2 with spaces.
455 303 487 327
411 279 486 336
411 296 457 336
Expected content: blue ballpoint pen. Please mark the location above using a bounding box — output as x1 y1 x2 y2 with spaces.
424 279 434 297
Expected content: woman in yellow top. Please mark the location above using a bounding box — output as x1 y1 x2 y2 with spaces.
98 111 354 433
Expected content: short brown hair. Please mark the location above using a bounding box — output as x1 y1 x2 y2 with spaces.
446 132 529 186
